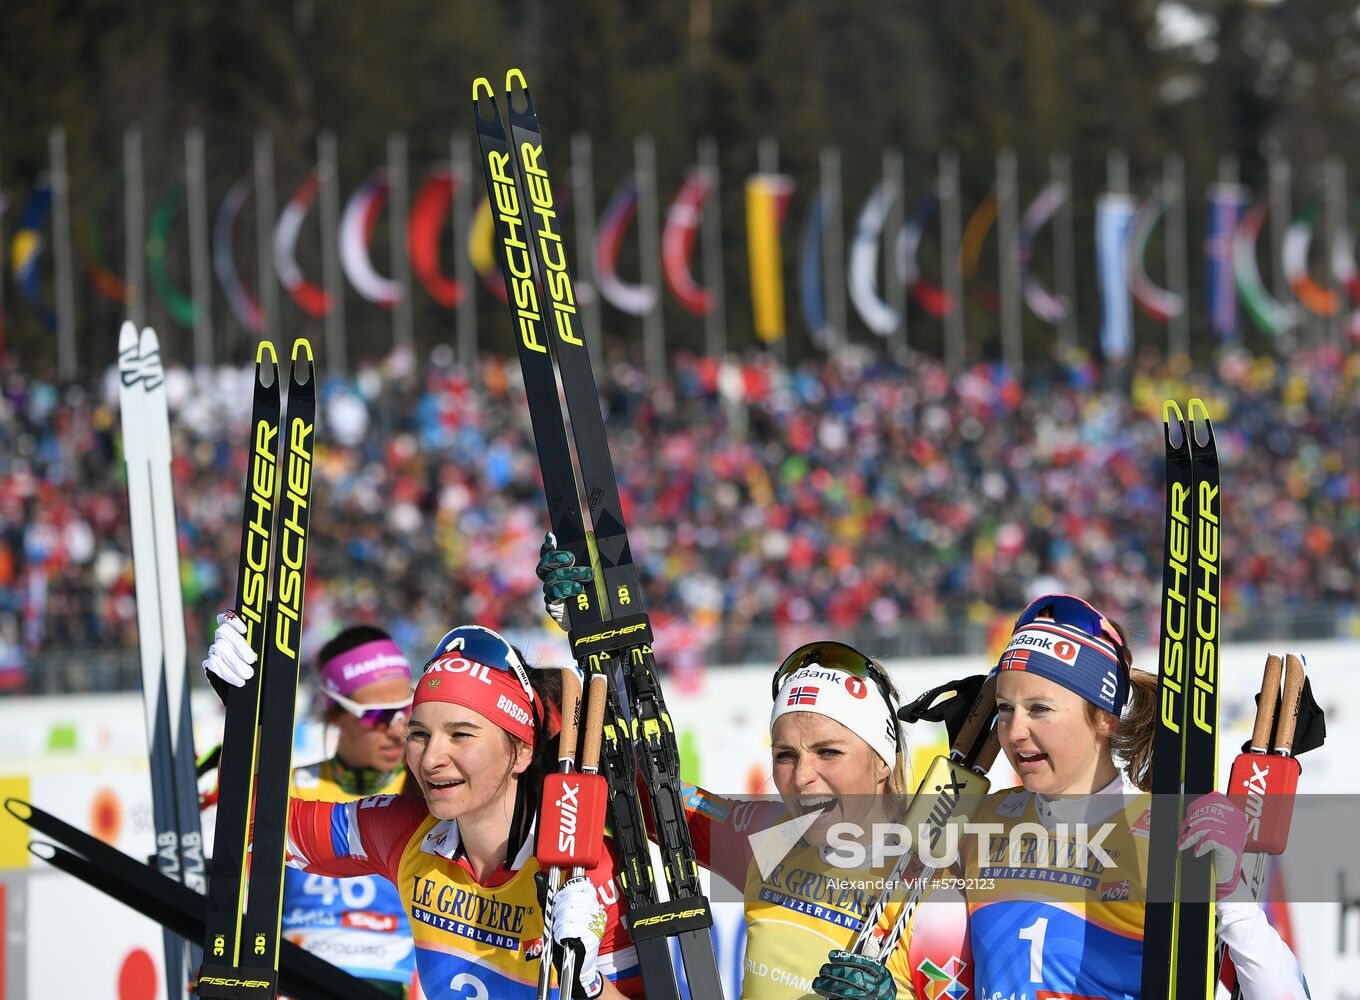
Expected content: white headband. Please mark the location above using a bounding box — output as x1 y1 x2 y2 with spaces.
770 665 900 771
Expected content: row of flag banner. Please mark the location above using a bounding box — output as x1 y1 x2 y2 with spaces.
2 129 1355 377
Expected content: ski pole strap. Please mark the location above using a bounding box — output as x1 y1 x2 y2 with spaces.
569 614 654 657
625 897 715 943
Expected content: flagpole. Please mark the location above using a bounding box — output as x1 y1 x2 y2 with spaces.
939 148 964 374
388 132 413 353
451 130 478 369
318 130 347 375
699 136 727 360
883 147 908 364
1164 151 1190 360
821 146 848 364
635 134 665 382
124 128 146 328
49 128 77 378
185 128 213 367
254 129 279 345
1052 151 1078 358
996 148 1022 376
570 132 603 366
1324 156 1346 351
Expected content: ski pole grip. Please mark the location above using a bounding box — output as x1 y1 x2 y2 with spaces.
1275 654 1307 754
1250 654 1283 753
953 675 997 761
579 673 608 773
559 667 583 768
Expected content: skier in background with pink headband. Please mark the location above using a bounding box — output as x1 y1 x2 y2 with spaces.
206 615 418 997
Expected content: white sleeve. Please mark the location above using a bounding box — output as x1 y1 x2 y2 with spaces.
1215 896 1310 1000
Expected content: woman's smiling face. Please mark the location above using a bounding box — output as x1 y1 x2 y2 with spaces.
996 670 1116 796
405 701 529 821
771 712 891 848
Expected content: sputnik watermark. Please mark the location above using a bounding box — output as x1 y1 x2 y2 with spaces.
821 819 1119 870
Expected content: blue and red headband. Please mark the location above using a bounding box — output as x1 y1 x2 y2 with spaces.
990 594 1130 715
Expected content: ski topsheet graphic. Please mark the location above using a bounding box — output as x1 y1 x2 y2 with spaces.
1142 398 1221 1000
118 322 207 999
474 69 724 999
199 339 316 1000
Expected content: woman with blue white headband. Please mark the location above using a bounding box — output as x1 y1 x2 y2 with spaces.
956 594 1309 1000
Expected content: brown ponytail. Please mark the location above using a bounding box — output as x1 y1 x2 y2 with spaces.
1108 669 1159 791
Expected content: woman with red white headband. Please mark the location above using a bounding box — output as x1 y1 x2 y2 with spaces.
203 621 641 1000
959 593 1309 999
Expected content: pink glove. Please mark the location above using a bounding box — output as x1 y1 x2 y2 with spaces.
1177 791 1246 901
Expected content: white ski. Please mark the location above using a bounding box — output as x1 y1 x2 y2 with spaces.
118 322 205 1000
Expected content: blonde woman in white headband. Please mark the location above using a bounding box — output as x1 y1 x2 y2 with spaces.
539 536 966 999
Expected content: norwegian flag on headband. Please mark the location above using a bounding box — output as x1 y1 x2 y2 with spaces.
787 685 819 706
998 648 1030 671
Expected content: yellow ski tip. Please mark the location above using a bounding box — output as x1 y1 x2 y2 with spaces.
1162 398 1184 425
291 337 314 363
473 76 493 101
256 340 278 365
1186 396 1211 424
505 67 528 94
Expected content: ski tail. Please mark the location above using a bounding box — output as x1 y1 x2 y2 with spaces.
499 73 722 992
1141 399 1193 1000
139 327 209 992
473 70 719 998
237 338 316 984
118 321 189 997
199 341 282 994
1175 397 1222 998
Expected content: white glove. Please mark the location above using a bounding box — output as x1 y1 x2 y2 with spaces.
202 611 256 688
551 876 606 999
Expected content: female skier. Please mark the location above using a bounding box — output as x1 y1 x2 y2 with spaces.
898 593 1311 1000
538 534 968 1000
204 619 641 999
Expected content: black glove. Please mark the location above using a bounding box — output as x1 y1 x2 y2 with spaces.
897 674 987 748
1240 675 1326 758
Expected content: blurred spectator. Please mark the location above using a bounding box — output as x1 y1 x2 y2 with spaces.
2 341 1357 691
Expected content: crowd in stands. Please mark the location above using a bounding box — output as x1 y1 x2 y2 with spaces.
2 339 1358 691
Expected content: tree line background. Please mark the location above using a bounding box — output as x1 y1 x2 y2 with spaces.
2 0 1357 373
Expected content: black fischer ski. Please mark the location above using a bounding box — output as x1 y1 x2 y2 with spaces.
1176 397 1222 998
1141 398 1220 1000
118 322 207 999
4 799 392 1000
199 340 316 1000
474 69 723 999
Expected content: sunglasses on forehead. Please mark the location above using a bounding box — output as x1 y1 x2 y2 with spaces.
426 624 534 701
327 689 412 729
1014 594 1127 660
771 639 900 709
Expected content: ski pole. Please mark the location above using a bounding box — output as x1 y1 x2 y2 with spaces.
538 667 583 1000
559 672 610 994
